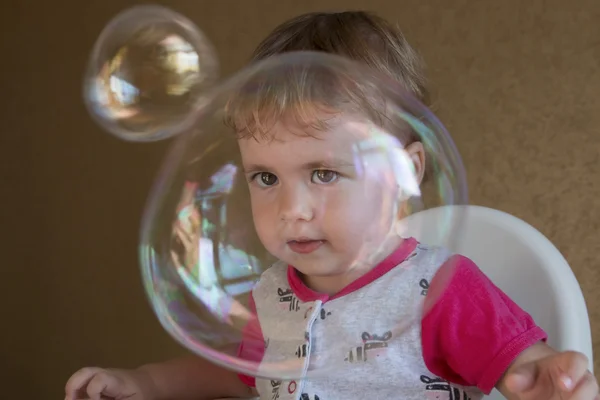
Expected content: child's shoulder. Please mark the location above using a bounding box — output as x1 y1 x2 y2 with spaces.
408 241 454 261
407 241 491 294
252 259 289 292
403 240 458 274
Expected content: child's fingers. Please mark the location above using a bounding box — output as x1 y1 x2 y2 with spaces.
174 225 193 249
566 371 598 400
85 370 123 400
189 209 201 226
177 204 200 231
554 351 590 392
64 367 103 399
170 250 183 268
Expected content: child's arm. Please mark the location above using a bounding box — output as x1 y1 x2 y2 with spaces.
140 293 265 400
494 341 596 400
421 255 597 399
143 292 265 399
65 354 258 400
140 354 258 400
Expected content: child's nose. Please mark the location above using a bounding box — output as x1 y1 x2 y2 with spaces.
279 185 314 222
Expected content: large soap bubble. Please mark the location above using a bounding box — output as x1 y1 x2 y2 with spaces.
139 51 468 381
83 5 218 141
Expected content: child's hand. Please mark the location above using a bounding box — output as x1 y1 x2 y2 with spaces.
65 367 158 400
500 345 598 400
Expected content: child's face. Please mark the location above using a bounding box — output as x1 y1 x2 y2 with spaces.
238 115 423 282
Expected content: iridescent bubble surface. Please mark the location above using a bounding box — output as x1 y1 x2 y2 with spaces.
139 51 468 380
84 5 218 141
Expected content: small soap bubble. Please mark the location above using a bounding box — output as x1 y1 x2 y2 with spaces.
84 5 218 141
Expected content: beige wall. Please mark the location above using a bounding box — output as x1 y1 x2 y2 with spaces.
1 0 598 397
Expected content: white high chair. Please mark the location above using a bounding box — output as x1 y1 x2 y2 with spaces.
402 205 594 399
217 205 593 400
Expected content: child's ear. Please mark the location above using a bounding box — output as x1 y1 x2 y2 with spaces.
405 141 425 185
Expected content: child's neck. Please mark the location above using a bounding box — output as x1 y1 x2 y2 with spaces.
301 269 365 296
300 236 405 296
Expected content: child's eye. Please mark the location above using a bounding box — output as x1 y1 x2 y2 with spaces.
253 172 278 187
311 170 339 184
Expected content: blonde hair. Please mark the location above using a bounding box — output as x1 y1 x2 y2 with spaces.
224 11 429 143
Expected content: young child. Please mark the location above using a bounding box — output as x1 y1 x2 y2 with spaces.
65 11 597 400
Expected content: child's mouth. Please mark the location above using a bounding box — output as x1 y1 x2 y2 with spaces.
287 239 325 254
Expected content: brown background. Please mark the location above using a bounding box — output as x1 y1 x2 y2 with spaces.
1 0 599 397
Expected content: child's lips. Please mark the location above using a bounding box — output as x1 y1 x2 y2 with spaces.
287 239 325 254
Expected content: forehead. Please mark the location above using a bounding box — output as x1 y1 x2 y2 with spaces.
238 116 379 163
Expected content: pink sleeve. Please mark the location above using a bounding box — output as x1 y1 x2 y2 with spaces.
236 292 265 387
421 255 548 394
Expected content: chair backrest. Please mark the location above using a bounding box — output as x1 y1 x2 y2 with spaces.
401 205 594 373
217 205 593 400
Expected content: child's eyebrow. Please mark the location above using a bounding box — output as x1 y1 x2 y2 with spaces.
300 158 355 170
243 163 270 174
242 158 355 174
